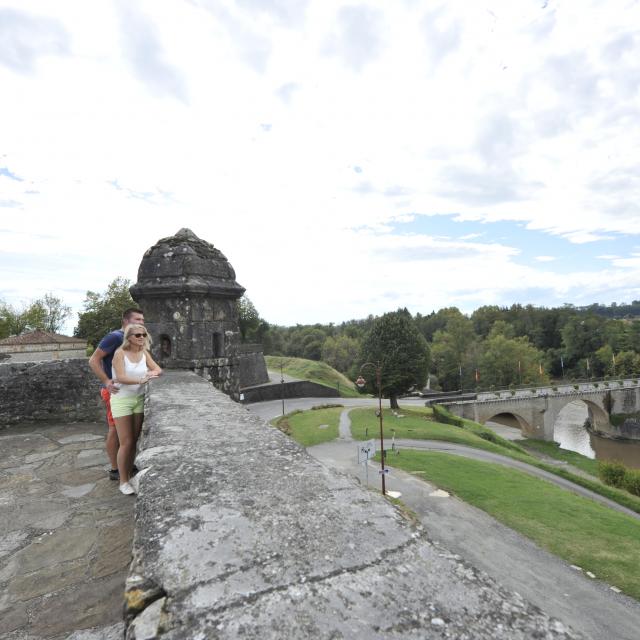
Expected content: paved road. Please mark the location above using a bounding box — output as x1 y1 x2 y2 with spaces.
245 395 425 422
245 400 640 640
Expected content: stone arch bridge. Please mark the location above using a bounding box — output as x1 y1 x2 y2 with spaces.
442 382 640 441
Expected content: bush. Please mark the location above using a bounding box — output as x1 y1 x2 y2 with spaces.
598 461 628 488
478 430 499 444
311 403 344 410
432 404 464 428
625 469 640 497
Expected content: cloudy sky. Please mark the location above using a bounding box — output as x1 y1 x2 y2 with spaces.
1 0 639 332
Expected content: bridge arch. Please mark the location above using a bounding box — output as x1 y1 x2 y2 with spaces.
483 410 533 436
549 396 609 443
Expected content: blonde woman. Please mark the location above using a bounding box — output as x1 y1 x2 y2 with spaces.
111 324 162 495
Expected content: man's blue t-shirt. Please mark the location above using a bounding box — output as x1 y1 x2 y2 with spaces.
97 329 124 380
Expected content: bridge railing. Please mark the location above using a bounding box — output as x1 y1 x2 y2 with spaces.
440 378 640 405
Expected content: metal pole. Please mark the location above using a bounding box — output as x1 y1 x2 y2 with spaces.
280 361 285 416
377 363 386 495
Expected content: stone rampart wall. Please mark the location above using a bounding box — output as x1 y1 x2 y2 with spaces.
2 348 88 363
124 372 578 639
237 343 269 388
0 360 102 428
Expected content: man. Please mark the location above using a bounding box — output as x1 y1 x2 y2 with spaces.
89 307 145 480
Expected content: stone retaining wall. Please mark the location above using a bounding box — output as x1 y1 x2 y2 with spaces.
0 360 102 428
124 371 579 639
237 343 269 388
240 380 340 403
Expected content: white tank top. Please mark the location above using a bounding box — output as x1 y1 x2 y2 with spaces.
113 353 148 396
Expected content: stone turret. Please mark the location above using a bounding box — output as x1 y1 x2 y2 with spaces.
130 228 245 399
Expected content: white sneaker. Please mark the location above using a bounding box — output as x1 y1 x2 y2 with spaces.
119 482 136 495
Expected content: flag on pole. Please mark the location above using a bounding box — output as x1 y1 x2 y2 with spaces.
612 353 616 365
586 358 590 371
560 356 564 369
539 362 543 375
475 368 479 382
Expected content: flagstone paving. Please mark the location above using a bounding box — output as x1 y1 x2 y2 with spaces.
0 421 133 639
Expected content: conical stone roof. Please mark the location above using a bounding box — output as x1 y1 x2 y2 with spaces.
130 228 245 299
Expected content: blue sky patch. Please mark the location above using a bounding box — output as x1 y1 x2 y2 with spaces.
385 214 638 275
0 167 22 181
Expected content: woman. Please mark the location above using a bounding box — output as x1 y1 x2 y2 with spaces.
111 323 162 495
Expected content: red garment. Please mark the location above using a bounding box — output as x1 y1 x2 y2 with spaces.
100 387 115 428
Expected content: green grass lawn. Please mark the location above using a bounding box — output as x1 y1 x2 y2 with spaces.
264 356 361 397
516 439 600 476
389 450 640 600
278 404 640 515
349 407 530 456
272 406 343 447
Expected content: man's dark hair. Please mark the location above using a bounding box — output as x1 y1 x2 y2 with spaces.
122 307 144 321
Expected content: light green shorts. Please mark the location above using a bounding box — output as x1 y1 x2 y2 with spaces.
110 393 144 418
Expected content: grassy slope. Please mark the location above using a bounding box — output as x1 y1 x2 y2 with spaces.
349 407 517 455
516 439 600 476
264 355 360 397
351 407 640 514
272 406 343 447
389 450 640 600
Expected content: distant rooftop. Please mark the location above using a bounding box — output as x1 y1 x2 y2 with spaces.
0 330 86 346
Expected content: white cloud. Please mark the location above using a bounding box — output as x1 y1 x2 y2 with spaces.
535 256 557 262
1 0 639 332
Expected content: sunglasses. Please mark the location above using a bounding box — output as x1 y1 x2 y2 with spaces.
132 333 147 338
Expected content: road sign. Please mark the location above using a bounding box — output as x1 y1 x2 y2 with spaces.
357 440 376 464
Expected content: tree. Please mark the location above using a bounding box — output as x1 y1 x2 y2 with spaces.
300 329 326 361
430 315 478 391
359 310 430 408
479 333 548 388
74 277 135 347
0 300 15 339
321 334 360 375
0 294 71 338
471 305 505 338
415 307 466 342
561 314 606 367
40 293 72 332
237 295 262 342
613 351 640 377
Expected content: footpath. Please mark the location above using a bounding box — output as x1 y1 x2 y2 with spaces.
0 421 131 640
306 408 640 640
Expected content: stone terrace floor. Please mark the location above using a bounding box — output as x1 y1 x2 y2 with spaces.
1 421 133 640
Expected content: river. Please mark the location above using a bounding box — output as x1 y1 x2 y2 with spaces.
554 400 640 469
488 400 640 469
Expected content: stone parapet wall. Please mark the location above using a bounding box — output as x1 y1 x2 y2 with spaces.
124 372 579 639
0 360 102 428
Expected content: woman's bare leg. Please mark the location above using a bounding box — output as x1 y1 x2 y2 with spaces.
132 412 144 444
114 415 135 483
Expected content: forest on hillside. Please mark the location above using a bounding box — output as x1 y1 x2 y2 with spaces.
242 299 640 392
3 280 640 393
